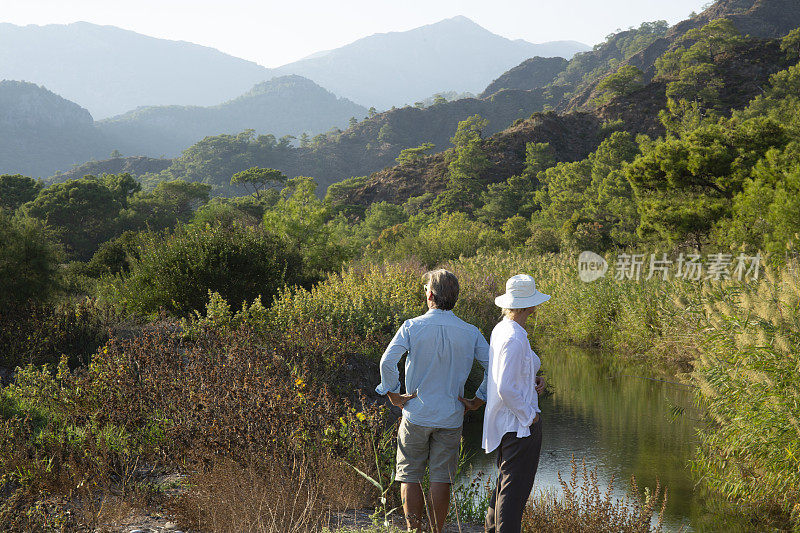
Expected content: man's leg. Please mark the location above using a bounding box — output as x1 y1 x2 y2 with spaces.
401 482 425 531
429 482 451 533
427 425 462 532
396 418 432 531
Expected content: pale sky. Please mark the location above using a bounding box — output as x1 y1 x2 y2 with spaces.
2 0 712 67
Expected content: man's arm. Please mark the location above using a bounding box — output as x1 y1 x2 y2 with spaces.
459 329 490 412
375 321 410 396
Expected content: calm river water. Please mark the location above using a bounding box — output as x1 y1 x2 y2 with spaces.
457 340 739 532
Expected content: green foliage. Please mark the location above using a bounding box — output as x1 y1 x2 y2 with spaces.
553 20 668 91
595 65 645 104
325 175 369 218
359 201 408 245
655 19 743 110
22 175 138 261
190 194 274 228
83 231 142 278
103 223 301 317
122 179 211 232
781 28 800 62
416 212 499 266
763 62 800 102
230 167 287 198
680 19 743 61
658 98 715 137
0 174 41 212
478 142 554 225
501 215 532 247
263 177 352 279
715 142 800 255
161 130 293 194
434 115 491 212
527 226 561 254
536 132 639 251
395 142 435 165
269 263 424 348
377 123 396 144
0 212 59 309
626 113 789 247
0 299 113 368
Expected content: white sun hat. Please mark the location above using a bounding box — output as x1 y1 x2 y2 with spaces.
494 274 550 309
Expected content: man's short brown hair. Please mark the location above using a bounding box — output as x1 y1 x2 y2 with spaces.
425 269 459 310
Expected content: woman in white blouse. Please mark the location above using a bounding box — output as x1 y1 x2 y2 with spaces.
482 274 549 533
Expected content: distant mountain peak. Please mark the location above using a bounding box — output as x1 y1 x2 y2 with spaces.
242 75 347 99
271 18 589 109
437 15 482 26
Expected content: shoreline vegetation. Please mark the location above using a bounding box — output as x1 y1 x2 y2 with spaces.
2 251 798 531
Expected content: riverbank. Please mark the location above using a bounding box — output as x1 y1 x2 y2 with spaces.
2 251 798 530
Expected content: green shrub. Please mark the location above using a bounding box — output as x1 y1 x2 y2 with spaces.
0 321 391 530
0 212 60 309
103 223 301 317
0 299 115 369
269 262 425 355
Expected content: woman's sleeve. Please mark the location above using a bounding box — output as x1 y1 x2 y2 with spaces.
495 338 536 427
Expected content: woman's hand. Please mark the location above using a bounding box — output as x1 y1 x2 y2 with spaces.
535 375 546 394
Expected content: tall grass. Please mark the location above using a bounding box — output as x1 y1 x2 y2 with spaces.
689 260 800 527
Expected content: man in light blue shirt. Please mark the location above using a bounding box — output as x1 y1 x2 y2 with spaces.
376 269 489 533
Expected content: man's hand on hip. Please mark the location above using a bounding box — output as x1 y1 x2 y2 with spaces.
458 396 485 412
387 390 417 408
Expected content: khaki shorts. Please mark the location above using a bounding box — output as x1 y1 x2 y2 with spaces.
395 417 462 484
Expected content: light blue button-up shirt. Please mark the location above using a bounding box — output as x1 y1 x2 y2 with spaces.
375 308 490 429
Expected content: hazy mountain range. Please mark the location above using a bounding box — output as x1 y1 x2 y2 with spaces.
268 16 588 110
0 75 367 175
0 17 589 119
0 22 269 120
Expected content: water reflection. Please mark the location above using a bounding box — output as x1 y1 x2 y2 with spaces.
459 340 700 532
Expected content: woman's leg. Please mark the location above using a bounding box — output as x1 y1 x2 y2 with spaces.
486 418 543 533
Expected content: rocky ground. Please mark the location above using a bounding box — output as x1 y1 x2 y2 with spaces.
324 508 483 532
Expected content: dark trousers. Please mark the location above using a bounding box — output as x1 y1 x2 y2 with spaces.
485 416 543 533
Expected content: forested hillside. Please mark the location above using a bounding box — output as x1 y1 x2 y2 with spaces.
0 81 112 176
4 76 365 177
51 88 557 194
96 75 367 158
